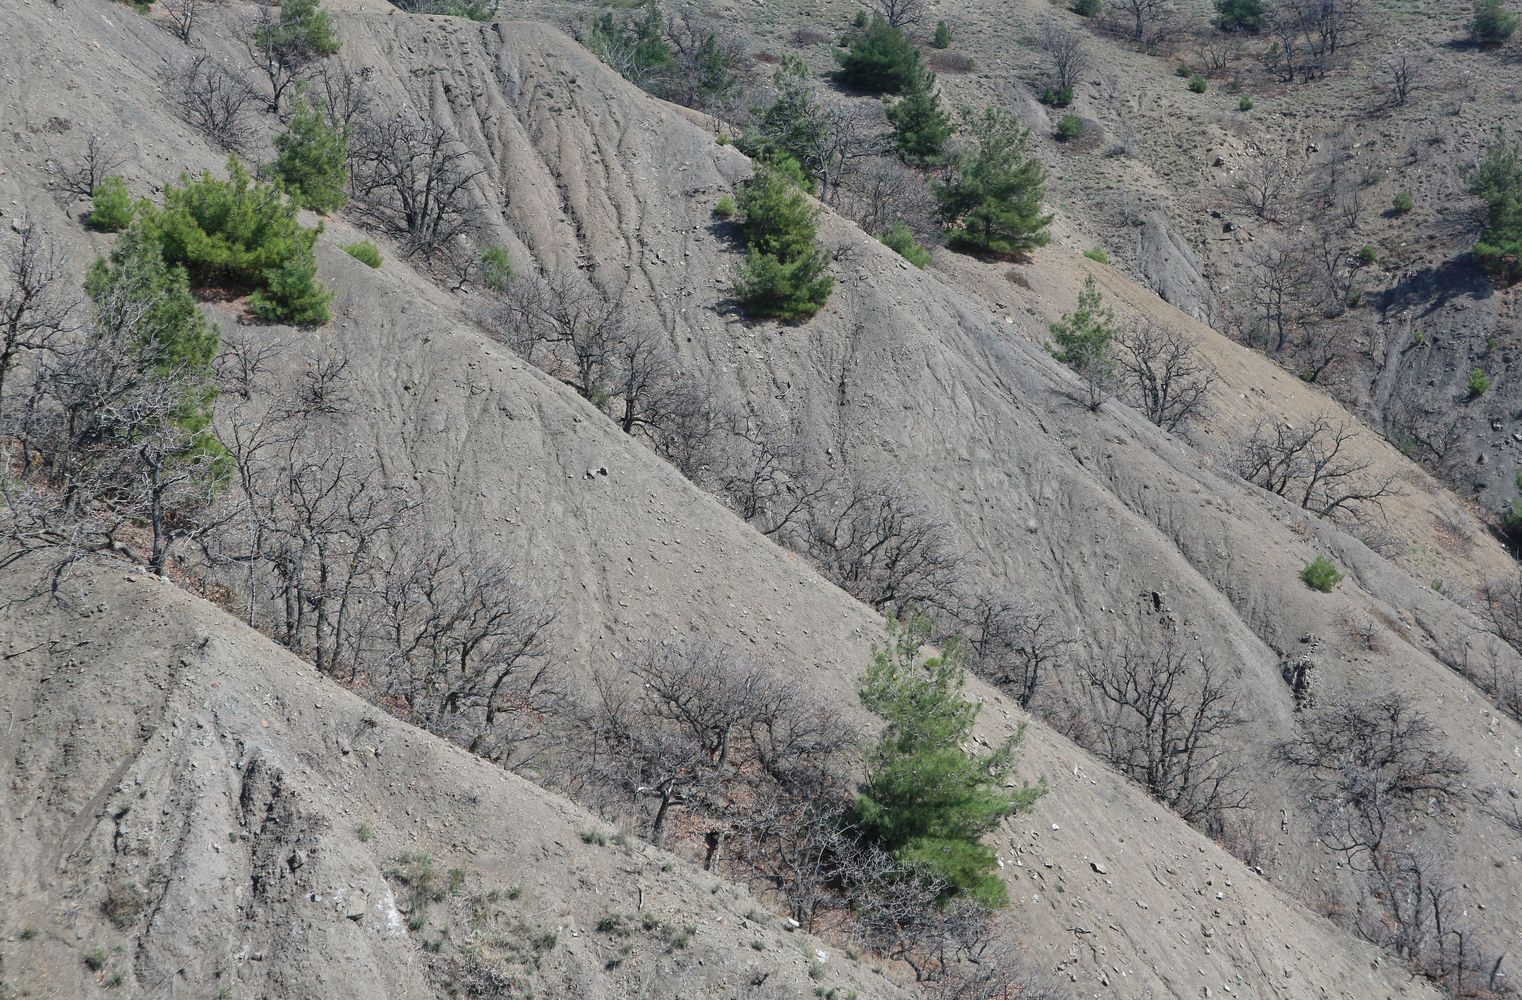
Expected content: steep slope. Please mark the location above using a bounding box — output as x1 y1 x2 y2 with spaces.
0 566 918 1000
0 2 1518 998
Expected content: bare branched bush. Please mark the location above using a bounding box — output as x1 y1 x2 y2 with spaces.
1 218 77 417
1117 319 1213 431
1266 0 1368 83
168 54 260 152
53 134 125 204
804 478 960 615
574 642 851 850
350 111 487 261
1379 45 1423 107
367 537 558 766
1079 639 1249 829
868 0 927 27
1234 416 1399 525
958 591 1071 709
1041 20 1090 93
1276 696 1505 994
1277 693 1465 859
1232 155 1297 222
836 157 938 240
1104 0 1180 44
162 0 205 44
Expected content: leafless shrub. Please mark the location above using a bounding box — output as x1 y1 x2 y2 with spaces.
168 54 259 152
958 591 1072 709
1265 0 1367 83
1041 20 1090 93
1232 154 1297 222
835 157 938 241
367 537 558 767
350 111 488 261
804 478 959 616
53 134 125 204
574 643 851 850
310 60 374 135
1340 608 1386 651
927 50 975 73
161 0 206 44
1079 639 1249 829
1277 693 1465 859
1379 45 1423 107
1277 696 1505 994
1104 0 1180 45
1383 384 1463 481
492 271 628 402
867 0 926 28
661 8 748 114
1117 319 1213 431
840 847 990 982
1234 415 1400 525
1 217 77 418
709 421 829 539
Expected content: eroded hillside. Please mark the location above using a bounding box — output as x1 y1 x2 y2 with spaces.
0 1 1520 999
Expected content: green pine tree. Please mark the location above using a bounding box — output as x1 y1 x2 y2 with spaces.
272 100 349 214
886 70 952 165
88 176 136 232
935 107 1052 258
1048 274 1117 410
856 617 1044 909
151 156 331 324
1472 0 1520 45
1213 0 1267 32
85 223 220 436
268 0 340 57
733 163 833 320
834 16 923 94
932 19 952 48
1469 130 1522 285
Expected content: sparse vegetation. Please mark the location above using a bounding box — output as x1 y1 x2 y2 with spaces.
1392 191 1414 215
714 194 737 219
1470 367 1492 395
102 883 148 929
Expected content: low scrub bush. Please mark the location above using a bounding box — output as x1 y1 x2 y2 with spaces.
1301 556 1344 593
342 240 383 268
88 177 135 232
